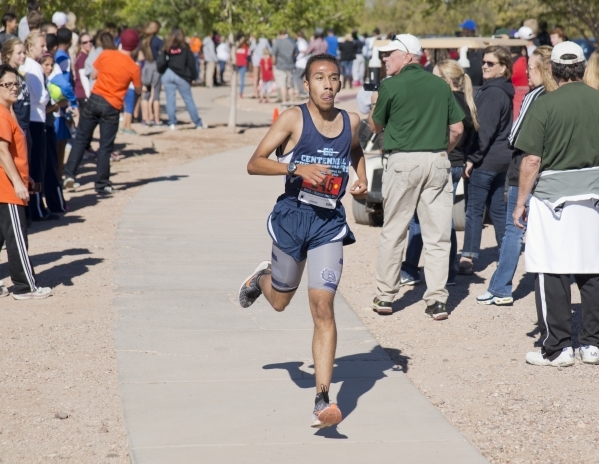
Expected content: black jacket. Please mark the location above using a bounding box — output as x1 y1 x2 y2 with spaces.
167 46 198 83
449 91 474 167
467 77 514 172
339 41 355 61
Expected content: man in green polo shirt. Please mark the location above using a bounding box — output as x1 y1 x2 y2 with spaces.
367 34 464 320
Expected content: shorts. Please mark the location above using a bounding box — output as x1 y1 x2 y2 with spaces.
54 116 71 141
274 68 293 90
142 61 162 102
124 88 136 114
271 241 343 294
267 195 355 262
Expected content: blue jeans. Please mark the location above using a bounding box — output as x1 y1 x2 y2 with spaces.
401 166 462 283
161 68 202 127
237 65 247 95
340 60 353 78
487 186 530 297
462 169 507 259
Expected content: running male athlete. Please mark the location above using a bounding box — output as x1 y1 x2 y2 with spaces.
239 54 367 429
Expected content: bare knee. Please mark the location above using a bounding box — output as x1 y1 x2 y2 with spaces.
272 300 289 312
311 297 335 327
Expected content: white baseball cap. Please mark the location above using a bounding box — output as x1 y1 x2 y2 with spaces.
514 26 534 40
551 41 586 64
52 12 68 28
378 34 422 56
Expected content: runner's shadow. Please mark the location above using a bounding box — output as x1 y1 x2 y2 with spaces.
263 347 406 439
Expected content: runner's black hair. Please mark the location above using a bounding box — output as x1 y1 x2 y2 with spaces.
552 54 586 82
304 53 341 81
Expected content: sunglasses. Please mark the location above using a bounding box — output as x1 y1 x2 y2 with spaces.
81 40 92 45
0 81 21 90
482 60 499 68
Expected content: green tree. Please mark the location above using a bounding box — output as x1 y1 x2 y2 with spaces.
2 0 125 30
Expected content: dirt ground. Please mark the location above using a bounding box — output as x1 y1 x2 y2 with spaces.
0 111 265 463
1 82 597 463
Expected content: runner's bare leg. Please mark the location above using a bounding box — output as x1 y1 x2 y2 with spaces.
259 274 296 312
309 289 336 392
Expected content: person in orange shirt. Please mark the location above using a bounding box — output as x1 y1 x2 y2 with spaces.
0 64 52 299
62 29 142 195
189 33 202 84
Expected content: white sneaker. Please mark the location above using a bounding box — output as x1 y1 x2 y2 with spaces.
169 124 176 131
477 291 513 306
12 287 53 300
579 345 599 364
526 347 574 367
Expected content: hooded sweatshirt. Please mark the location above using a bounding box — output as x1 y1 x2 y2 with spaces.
467 77 514 172
167 45 198 83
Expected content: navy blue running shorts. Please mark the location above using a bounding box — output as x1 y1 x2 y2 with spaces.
267 195 355 263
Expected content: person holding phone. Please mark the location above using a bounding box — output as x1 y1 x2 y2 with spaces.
0 64 52 299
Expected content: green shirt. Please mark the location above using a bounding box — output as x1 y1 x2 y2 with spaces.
372 64 465 152
516 82 599 171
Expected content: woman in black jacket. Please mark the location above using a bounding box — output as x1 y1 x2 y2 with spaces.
160 27 205 130
338 34 355 88
459 46 514 275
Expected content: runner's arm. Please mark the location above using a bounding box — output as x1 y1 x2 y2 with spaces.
247 108 331 186
348 112 368 198
513 153 540 230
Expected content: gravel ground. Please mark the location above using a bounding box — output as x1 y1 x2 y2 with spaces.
339 210 599 464
0 117 265 463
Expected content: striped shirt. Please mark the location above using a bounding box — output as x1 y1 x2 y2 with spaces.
508 85 545 149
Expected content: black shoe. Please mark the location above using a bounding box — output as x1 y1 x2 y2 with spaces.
96 186 113 195
238 261 271 308
372 297 393 315
32 212 60 222
425 301 448 321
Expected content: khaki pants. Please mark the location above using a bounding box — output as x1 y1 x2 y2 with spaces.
375 151 453 306
205 61 216 88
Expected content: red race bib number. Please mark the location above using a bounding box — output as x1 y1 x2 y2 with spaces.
301 175 342 196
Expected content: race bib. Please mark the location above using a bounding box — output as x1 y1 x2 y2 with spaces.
298 175 342 209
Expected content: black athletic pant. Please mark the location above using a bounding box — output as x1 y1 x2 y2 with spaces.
0 203 37 294
63 94 119 191
44 124 67 213
28 121 49 220
535 273 599 360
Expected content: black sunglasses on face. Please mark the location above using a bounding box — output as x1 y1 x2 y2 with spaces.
81 40 92 45
0 81 21 89
482 60 499 67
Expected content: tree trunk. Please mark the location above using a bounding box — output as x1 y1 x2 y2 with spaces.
228 64 237 133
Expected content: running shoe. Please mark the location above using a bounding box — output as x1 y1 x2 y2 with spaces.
477 291 513 306
63 177 76 189
12 287 53 300
400 273 420 286
372 297 393 315
579 345 599 364
311 400 343 429
238 261 271 308
525 347 574 367
425 301 448 320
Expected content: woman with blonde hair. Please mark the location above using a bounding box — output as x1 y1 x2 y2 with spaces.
583 51 599 90
140 20 163 126
20 32 56 221
400 59 478 286
477 45 557 305
1 39 30 151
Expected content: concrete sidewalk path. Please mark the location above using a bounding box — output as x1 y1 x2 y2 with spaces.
114 146 488 463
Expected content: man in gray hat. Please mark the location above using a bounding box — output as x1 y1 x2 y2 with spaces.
515 41 599 367
368 34 464 320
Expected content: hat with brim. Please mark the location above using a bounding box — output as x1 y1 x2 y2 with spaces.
378 34 422 55
551 41 585 64
514 26 534 40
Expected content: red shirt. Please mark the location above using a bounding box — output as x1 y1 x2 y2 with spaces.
236 45 249 67
260 57 274 81
0 105 28 206
512 56 529 87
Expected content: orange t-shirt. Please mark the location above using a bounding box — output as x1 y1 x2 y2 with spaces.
190 37 202 54
0 105 28 206
92 50 142 110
